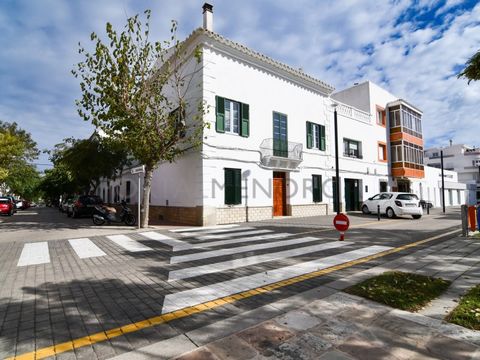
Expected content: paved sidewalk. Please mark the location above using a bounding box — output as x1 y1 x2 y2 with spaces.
113 236 480 360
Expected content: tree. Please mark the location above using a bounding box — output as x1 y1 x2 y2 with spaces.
0 121 39 182
458 49 480 84
38 165 76 204
73 10 206 227
50 135 128 194
4 162 41 200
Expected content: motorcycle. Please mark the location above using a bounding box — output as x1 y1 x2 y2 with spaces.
92 200 136 226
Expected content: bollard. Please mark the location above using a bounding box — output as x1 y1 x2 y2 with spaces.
427 204 430 215
377 204 380 221
477 206 480 231
468 206 477 232
461 205 468 237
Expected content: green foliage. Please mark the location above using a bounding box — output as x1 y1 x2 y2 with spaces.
4 162 41 200
73 10 206 227
0 121 39 182
447 284 480 330
38 165 76 202
345 271 450 312
49 135 128 194
458 50 480 84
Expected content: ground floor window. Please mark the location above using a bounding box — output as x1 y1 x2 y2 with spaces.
126 181 131 203
312 175 322 202
224 168 242 205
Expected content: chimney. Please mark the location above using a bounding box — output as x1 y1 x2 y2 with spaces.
202 3 213 31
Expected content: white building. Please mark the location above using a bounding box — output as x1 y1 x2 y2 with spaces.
425 144 480 205
98 4 466 225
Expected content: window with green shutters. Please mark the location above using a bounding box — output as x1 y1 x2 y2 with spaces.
312 175 322 202
216 96 249 137
306 122 325 151
224 168 242 205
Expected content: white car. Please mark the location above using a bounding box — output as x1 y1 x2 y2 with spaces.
361 192 423 219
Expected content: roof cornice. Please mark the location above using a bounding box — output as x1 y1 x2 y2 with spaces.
184 28 335 96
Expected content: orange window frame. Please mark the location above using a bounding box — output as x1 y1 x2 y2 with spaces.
378 141 387 162
376 105 386 127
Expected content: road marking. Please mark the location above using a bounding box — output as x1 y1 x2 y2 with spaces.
180 226 256 237
139 232 194 250
68 238 106 259
106 235 153 252
17 242 50 266
169 224 240 233
179 232 294 251
9 228 461 360
196 229 272 240
168 240 353 281
163 245 392 313
170 236 319 264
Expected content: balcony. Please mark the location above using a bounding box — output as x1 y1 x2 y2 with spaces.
260 139 303 170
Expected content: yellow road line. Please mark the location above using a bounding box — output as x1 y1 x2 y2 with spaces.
7 228 460 360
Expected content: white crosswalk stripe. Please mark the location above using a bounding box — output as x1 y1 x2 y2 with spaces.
162 245 392 313
139 232 194 250
170 236 321 264
106 234 153 252
168 240 353 280
195 229 273 240
169 224 240 233
178 232 293 251
17 242 50 266
179 227 256 237
68 238 106 259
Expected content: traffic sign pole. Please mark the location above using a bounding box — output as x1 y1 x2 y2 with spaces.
333 213 350 241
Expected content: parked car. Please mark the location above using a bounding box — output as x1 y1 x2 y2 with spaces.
419 200 434 209
5 195 17 213
61 197 74 213
0 197 15 216
361 192 423 219
70 195 104 218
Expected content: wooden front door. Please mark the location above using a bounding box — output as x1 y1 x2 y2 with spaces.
273 172 286 216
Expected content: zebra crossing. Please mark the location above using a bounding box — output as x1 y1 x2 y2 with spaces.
15 225 394 317
14 225 397 318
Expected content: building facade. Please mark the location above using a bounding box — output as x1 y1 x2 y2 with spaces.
97 4 466 225
425 144 480 205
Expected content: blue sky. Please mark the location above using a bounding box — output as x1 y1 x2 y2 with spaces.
0 0 479 172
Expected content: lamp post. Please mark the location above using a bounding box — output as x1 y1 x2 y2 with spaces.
440 149 445 213
332 103 340 214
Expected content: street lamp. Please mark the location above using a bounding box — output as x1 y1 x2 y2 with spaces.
440 149 446 213
332 102 340 214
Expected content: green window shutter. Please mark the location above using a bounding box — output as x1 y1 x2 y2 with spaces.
225 168 242 205
234 169 242 204
320 125 326 151
240 103 250 137
312 175 322 202
306 122 313 149
216 96 225 133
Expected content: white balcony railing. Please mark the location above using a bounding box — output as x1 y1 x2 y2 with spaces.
260 138 303 170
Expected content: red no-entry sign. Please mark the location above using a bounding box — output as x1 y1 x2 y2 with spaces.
333 213 350 232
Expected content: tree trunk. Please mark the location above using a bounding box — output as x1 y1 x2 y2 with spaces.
140 167 153 228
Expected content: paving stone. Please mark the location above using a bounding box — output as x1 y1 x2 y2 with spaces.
425 334 480 360
337 335 403 360
318 350 355 360
174 347 220 360
206 335 257 360
275 310 321 331
237 320 295 357
109 334 197 360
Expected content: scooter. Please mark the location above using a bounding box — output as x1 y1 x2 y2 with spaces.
92 200 136 226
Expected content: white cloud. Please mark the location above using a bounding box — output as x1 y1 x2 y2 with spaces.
0 0 479 173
